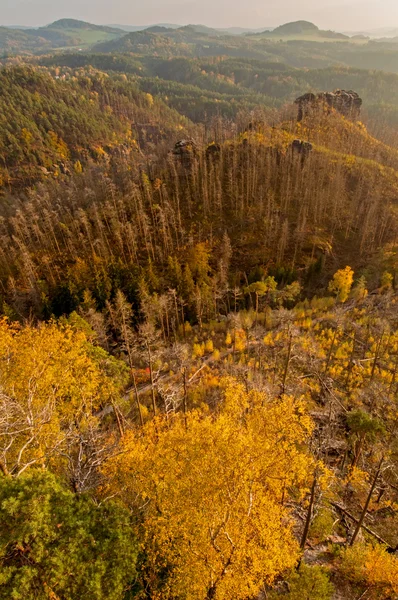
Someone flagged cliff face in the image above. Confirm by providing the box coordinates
[295,90,363,121]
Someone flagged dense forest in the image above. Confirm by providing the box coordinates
[1,18,398,600]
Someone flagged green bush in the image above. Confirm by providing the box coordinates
[284,564,334,600]
[309,507,335,543]
[0,470,138,600]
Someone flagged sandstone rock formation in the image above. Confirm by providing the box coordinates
[295,89,362,121]
[206,142,221,160]
[291,139,313,156]
[173,139,198,166]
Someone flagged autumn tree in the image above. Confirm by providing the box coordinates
[0,319,122,479]
[328,266,354,303]
[103,378,314,600]
[341,543,398,599]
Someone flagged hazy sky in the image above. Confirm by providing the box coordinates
[1,0,398,31]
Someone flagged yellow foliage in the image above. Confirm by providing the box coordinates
[205,339,214,353]
[235,329,247,352]
[263,332,275,347]
[344,467,370,495]
[192,342,205,358]
[381,271,394,291]
[212,349,221,361]
[328,266,354,303]
[102,379,314,600]
[146,92,154,107]
[341,543,398,598]
[0,319,117,475]
[47,130,69,160]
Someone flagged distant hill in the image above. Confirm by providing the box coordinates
[219,27,273,35]
[44,19,121,34]
[107,24,273,35]
[94,23,247,54]
[273,20,318,35]
[5,25,32,30]
[263,20,348,40]
[93,31,179,55]
[375,36,398,43]
[183,24,222,35]
[93,24,233,55]
[354,26,398,38]
[107,23,181,32]
[0,26,50,54]
[145,26,175,34]
[0,19,124,53]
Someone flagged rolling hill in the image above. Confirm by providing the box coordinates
[0,65,193,187]
[263,20,349,40]
[0,19,124,54]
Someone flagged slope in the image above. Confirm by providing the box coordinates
[0,65,193,187]
[0,104,397,317]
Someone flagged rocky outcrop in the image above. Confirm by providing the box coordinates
[173,139,198,165]
[291,139,313,156]
[206,142,221,160]
[295,90,362,121]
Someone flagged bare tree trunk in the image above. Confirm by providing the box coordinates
[351,435,364,468]
[133,373,144,427]
[325,329,337,375]
[183,367,188,430]
[300,473,317,550]
[350,456,384,546]
[146,342,157,417]
[0,462,9,476]
[389,354,398,394]
[345,335,356,387]
[255,293,259,325]
[111,399,124,438]
[281,334,293,394]
[370,333,384,382]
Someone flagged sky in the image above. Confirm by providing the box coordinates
[1,0,398,31]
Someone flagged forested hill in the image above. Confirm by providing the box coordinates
[2,20,398,600]
[0,73,398,319]
[45,19,121,33]
[90,25,398,74]
[37,52,398,139]
[5,16,398,74]
[0,65,192,187]
[0,19,124,53]
[264,20,349,39]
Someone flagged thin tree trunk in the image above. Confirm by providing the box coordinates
[389,354,398,394]
[300,473,317,549]
[282,334,293,393]
[332,502,393,549]
[351,434,365,468]
[111,399,124,438]
[0,462,9,476]
[370,333,384,382]
[147,343,157,416]
[325,329,337,375]
[183,367,188,430]
[345,335,356,387]
[350,456,384,546]
[133,373,144,427]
